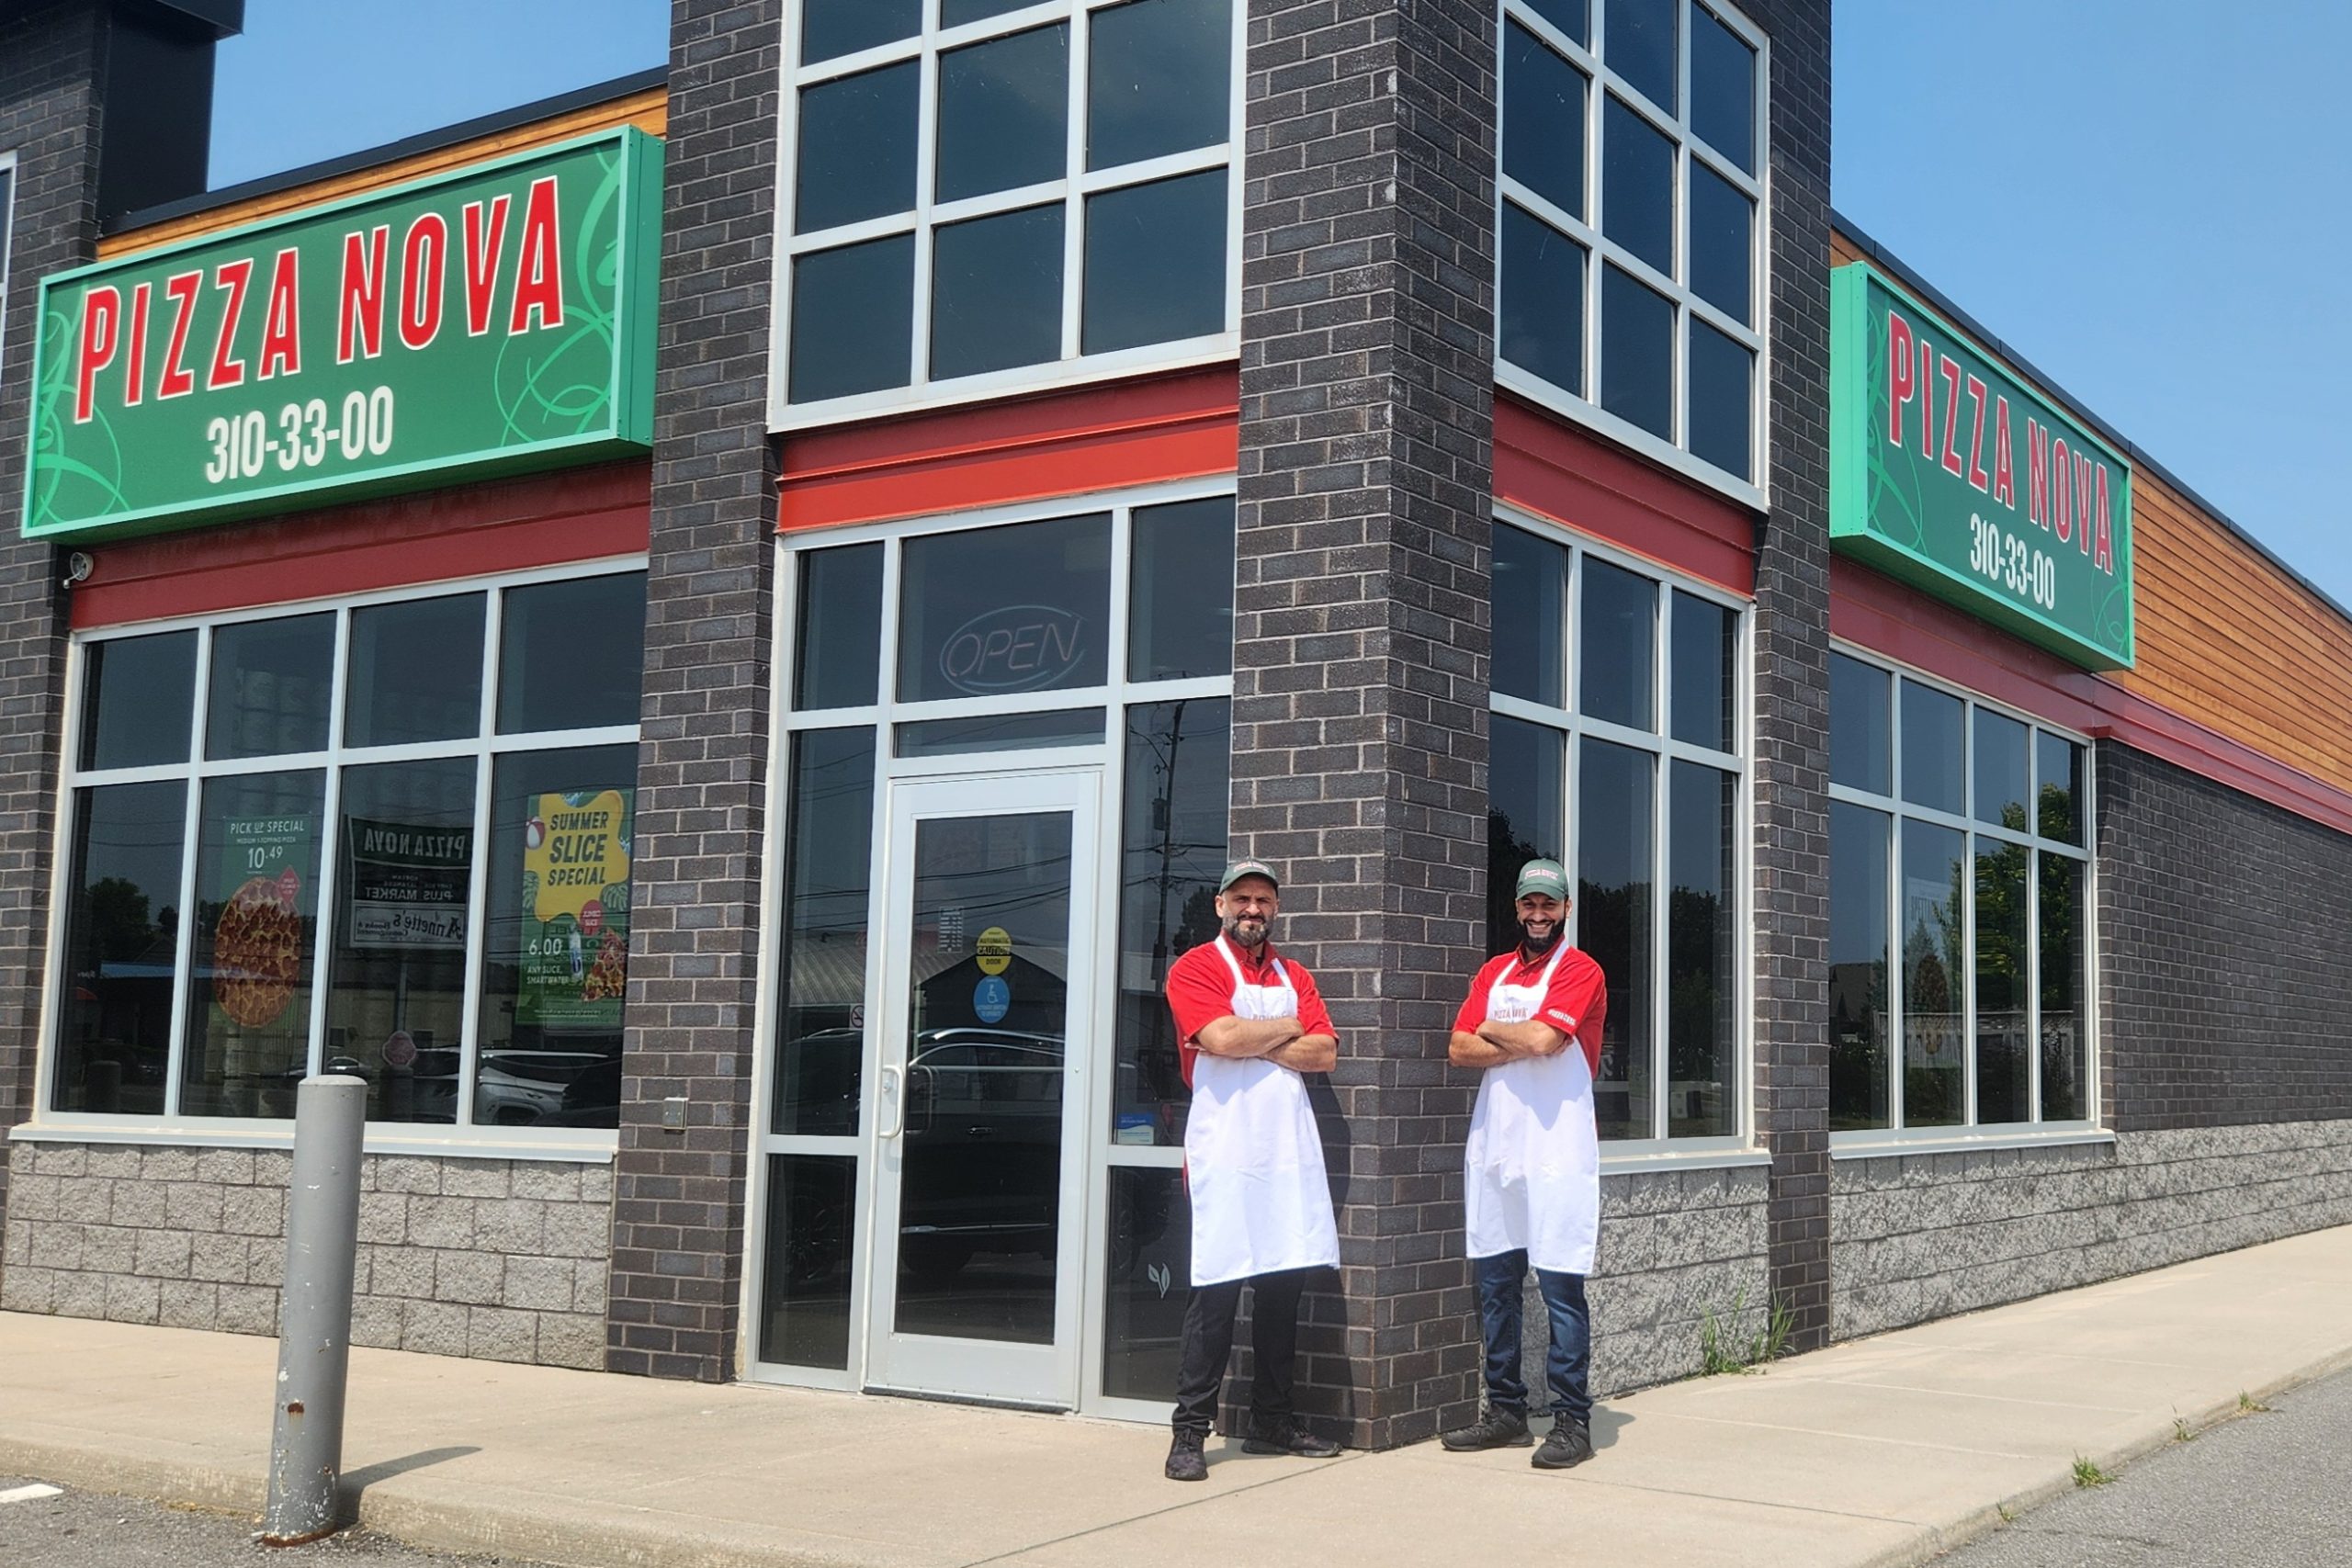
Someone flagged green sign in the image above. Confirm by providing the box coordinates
[22,128,662,542]
[1830,262,2134,670]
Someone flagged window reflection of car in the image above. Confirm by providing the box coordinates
[899,1028,1065,1282]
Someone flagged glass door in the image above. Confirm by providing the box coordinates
[864,770,1099,1405]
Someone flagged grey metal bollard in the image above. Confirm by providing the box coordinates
[261,1074,368,1547]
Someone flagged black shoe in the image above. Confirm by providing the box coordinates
[1440,1407,1532,1451]
[1241,1417,1340,1458]
[1532,1416,1593,1470]
[1165,1427,1208,1482]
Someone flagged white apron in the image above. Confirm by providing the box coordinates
[1463,945,1600,1275]
[1182,938,1341,1286]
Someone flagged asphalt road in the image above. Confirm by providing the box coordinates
[1934,1364,2352,1566]
[0,1477,553,1568]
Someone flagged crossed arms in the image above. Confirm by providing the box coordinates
[1193,1013,1338,1074]
[1447,1017,1568,1070]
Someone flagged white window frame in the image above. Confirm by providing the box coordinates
[24,556,649,1162]
[0,150,18,387]
[1825,643,2105,1156]
[1494,0,1770,509]
[742,478,1238,1421]
[1489,504,1758,1165]
[767,0,1246,432]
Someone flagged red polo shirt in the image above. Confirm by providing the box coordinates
[1454,945,1609,1077]
[1164,935,1336,1089]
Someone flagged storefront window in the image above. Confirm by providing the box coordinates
[1827,649,2094,1134]
[48,569,645,1134]
[781,0,1238,418]
[1497,0,1766,488]
[763,489,1236,1389]
[1487,519,1746,1145]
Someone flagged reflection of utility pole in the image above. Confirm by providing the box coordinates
[1148,699,1187,988]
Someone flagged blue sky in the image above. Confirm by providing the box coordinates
[209,1,2349,605]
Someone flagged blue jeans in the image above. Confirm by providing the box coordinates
[1473,1250,1590,1425]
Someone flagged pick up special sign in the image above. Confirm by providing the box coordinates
[1829,261,2134,670]
[21,128,661,541]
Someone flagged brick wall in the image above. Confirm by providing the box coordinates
[1741,0,1837,1353]
[0,1,106,1296]
[2098,742,2352,1131]
[0,1143,615,1367]
[1231,0,1499,1449]
[1583,1166,1769,1393]
[604,0,784,1381]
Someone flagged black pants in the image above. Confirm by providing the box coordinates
[1171,1268,1308,1437]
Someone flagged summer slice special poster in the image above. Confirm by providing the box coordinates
[518,788,633,1027]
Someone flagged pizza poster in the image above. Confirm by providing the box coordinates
[517,788,632,1027]
[345,817,471,950]
[212,815,314,1031]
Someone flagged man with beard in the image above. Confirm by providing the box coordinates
[1158,858,1342,1482]
[1440,859,1609,1470]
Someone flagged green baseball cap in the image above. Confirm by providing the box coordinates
[1514,859,1567,900]
[1218,857,1281,893]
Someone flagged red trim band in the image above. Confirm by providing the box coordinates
[776,367,1239,534]
[69,462,650,629]
[1494,392,1756,596]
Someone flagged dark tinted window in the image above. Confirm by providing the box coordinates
[346,595,485,747]
[1973,709,2030,829]
[51,780,186,1114]
[943,0,1035,22]
[789,235,916,403]
[1081,171,1227,354]
[796,62,920,232]
[1498,205,1584,395]
[1087,0,1231,170]
[1829,652,1891,795]
[1607,0,1677,112]
[82,631,196,770]
[1128,496,1236,681]
[936,26,1069,202]
[898,514,1112,702]
[1827,801,1891,1130]
[1489,714,1565,953]
[775,729,876,1136]
[1689,162,1751,324]
[1504,22,1586,220]
[795,545,885,711]
[931,206,1064,379]
[1899,680,1965,815]
[2038,732,2084,845]
[1525,0,1589,44]
[497,575,646,735]
[1602,95,1673,274]
[801,0,919,63]
[1492,522,1568,707]
[1600,264,1672,439]
[1690,6,1756,173]
[1581,738,1655,1139]
[1688,318,1751,480]
[207,615,334,760]
[1580,556,1657,730]
[1668,590,1734,750]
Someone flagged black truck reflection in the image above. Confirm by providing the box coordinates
[896,1028,1065,1280]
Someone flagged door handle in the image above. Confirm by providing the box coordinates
[876,1065,905,1140]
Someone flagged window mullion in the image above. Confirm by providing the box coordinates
[1960,830,1977,1128]
[1650,737,1671,1140]
[1062,0,1091,360]
[910,42,942,387]
[1885,810,1904,1133]
[303,756,347,1082]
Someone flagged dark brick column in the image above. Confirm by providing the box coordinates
[1743,0,1836,1352]
[1232,0,1498,1450]
[605,0,782,1382]
[0,1,107,1294]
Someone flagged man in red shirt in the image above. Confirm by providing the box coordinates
[1159,858,1341,1482]
[1440,858,1609,1470]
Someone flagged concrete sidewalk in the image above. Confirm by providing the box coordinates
[5,1224,2350,1568]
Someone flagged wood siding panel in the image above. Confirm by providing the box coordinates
[96,89,668,258]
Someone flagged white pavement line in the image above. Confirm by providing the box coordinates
[0,1483,64,1503]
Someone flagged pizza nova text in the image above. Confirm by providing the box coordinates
[1883,304,2118,578]
[70,175,571,424]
